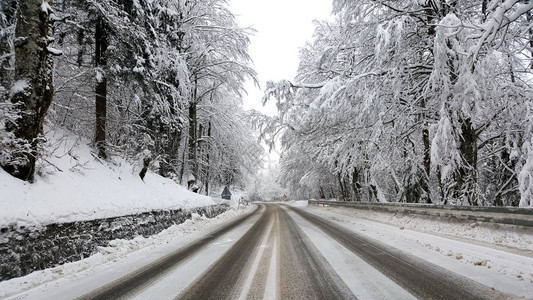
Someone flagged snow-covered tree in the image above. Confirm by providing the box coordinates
[178,0,257,192]
[257,0,533,206]
[1,0,262,193]
[1,0,59,181]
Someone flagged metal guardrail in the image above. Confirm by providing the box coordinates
[308,200,533,227]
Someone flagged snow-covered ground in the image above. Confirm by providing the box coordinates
[0,128,225,228]
[0,205,256,299]
[300,202,533,298]
[303,202,532,253]
[0,201,531,298]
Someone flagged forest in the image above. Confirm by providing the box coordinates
[2,0,533,207]
[254,0,533,207]
[1,0,263,195]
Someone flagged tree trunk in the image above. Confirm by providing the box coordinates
[187,101,198,189]
[422,126,431,176]
[419,2,437,203]
[481,0,489,22]
[419,97,432,204]
[337,173,345,201]
[351,168,361,201]
[76,28,84,67]
[455,117,478,205]
[205,121,212,195]
[94,17,107,159]
[493,137,519,206]
[526,0,533,70]
[178,135,187,182]
[2,0,55,181]
[139,156,150,181]
[187,73,199,190]
[319,186,325,199]
[369,184,379,202]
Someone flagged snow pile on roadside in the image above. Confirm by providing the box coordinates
[96,209,248,258]
[0,205,255,299]
[303,205,533,297]
[0,128,216,228]
[314,206,532,252]
[291,200,309,207]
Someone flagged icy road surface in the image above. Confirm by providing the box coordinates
[2,203,532,299]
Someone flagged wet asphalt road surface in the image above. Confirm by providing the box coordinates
[79,203,511,300]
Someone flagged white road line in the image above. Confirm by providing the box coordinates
[237,216,274,300]
[263,235,278,300]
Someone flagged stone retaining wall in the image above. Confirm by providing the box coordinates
[0,204,229,281]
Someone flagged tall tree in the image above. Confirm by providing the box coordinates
[177,0,257,191]
[1,0,58,181]
[94,16,108,158]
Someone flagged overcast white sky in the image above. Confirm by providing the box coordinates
[229,0,332,115]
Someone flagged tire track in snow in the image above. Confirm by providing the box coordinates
[178,204,354,299]
[77,205,261,300]
[238,206,278,299]
[277,205,355,299]
[288,205,516,300]
[177,204,275,299]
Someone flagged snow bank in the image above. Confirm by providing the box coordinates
[288,200,309,207]
[0,128,216,228]
[306,205,532,252]
[302,205,533,298]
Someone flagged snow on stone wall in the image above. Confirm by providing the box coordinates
[0,204,228,281]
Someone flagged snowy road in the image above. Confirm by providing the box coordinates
[3,203,531,299]
[179,204,352,299]
[81,204,353,299]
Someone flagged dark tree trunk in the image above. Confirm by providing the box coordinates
[2,0,55,181]
[76,28,84,67]
[337,173,345,201]
[454,117,478,205]
[527,1,533,69]
[187,101,198,188]
[139,156,151,181]
[351,168,361,201]
[418,2,438,203]
[369,184,379,202]
[94,17,108,159]
[419,97,432,204]
[481,0,489,22]
[422,127,431,176]
[493,138,519,206]
[205,121,212,195]
[186,73,200,190]
[178,137,187,182]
